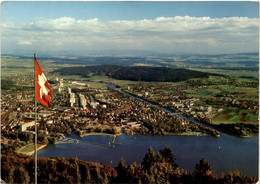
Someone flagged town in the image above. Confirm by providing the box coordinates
[122,76,258,128]
[1,74,221,155]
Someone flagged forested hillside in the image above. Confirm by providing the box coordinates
[1,147,256,183]
[53,65,220,82]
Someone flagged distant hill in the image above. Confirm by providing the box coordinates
[53,65,221,82]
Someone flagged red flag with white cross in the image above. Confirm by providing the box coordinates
[35,55,52,107]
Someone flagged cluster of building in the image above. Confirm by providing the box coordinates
[124,83,214,122]
[95,89,191,133]
[214,96,258,110]
[124,77,259,125]
[2,74,224,150]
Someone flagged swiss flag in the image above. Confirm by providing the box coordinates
[35,55,52,107]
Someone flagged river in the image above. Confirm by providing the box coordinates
[37,83,259,177]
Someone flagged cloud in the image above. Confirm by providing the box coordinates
[2,16,258,55]
[18,40,32,45]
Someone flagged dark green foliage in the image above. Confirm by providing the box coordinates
[1,78,33,91]
[142,146,157,170]
[14,165,30,183]
[111,66,212,82]
[1,79,16,90]
[125,162,144,183]
[193,158,217,184]
[47,80,57,84]
[159,146,178,169]
[214,123,258,137]
[79,161,92,183]
[1,147,257,184]
[1,161,15,183]
[114,157,127,182]
[53,65,218,82]
[140,146,181,183]
[53,65,121,78]
[1,153,117,183]
[220,170,257,184]
[37,133,49,144]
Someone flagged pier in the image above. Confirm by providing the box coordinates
[79,139,115,148]
[112,135,122,145]
[56,137,115,148]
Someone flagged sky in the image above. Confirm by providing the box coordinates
[1,1,259,56]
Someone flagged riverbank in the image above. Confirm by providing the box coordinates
[120,88,160,106]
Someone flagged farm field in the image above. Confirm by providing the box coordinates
[182,76,258,127]
[185,84,258,100]
[186,90,215,98]
[212,109,259,125]
[1,55,83,76]
[193,68,259,78]
[84,74,140,87]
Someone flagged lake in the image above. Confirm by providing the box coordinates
[38,132,258,177]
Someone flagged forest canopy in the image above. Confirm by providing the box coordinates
[53,65,221,82]
[1,146,256,184]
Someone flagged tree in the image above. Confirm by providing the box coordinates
[49,137,56,144]
[59,168,74,183]
[75,158,81,184]
[142,146,156,170]
[79,163,92,183]
[2,165,14,183]
[93,165,103,183]
[221,170,257,184]
[114,157,127,183]
[159,146,178,169]
[85,166,92,183]
[14,165,30,184]
[144,172,156,184]
[1,79,16,90]
[103,173,109,184]
[42,136,49,145]
[125,162,144,183]
[25,134,33,142]
[145,162,176,184]
[193,158,217,184]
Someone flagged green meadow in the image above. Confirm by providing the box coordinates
[183,76,258,126]
[21,146,34,152]
[212,108,258,125]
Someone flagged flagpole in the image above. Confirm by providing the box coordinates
[34,53,38,184]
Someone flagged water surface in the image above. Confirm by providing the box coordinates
[38,132,258,177]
